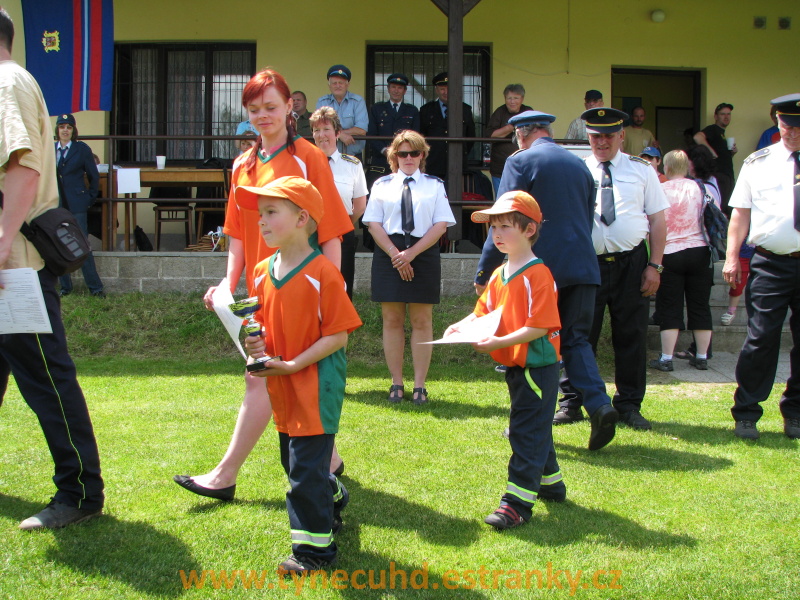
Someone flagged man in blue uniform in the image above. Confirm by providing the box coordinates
[419,72,475,182]
[366,73,420,186]
[475,111,617,451]
[724,93,800,440]
[316,64,369,160]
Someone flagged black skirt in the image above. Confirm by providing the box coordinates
[371,233,442,304]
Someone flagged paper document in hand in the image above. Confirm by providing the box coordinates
[425,307,503,344]
[212,285,247,359]
[0,268,53,334]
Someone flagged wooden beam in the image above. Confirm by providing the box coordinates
[431,0,483,17]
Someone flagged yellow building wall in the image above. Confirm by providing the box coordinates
[6,0,799,172]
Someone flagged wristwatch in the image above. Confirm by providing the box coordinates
[647,261,664,273]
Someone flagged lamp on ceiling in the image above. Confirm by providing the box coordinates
[651,9,666,23]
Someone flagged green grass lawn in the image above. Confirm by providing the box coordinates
[0,293,798,599]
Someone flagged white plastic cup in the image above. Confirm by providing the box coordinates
[726,137,735,150]
[156,155,166,169]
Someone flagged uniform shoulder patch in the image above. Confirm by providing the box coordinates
[423,173,444,183]
[375,174,393,184]
[628,155,651,166]
[744,147,770,165]
[341,153,361,165]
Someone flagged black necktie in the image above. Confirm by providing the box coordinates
[793,151,800,231]
[58,146,66,168]
[600,161,616,226]
[393,103,399,114]
[402,177,415,247]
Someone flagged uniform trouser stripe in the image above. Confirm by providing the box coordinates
[506,481,537,502]
[291,530,333,547]
[541,471,564,485]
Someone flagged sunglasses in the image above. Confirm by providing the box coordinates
[397,150,421,158]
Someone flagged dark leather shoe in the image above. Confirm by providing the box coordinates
[734,420,759,440]
[173,475,235,501]
[538,481,566,502]
[619,410,652,431]
[19,500,101,530]
[588,404,618,450]
[553,406,584,425]
[785,418,800,440]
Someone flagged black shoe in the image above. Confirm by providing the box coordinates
[173,475,235,501]
[689,356,708,370]
[278,554,336,576]
[588,404,618,450]
[59,289,71,297]
[553,406,584,425]
[19,500,102,530]
[91,290,107,299]
[734,420,760,440]
[784,418,800,439]
[649,358,673,372]
[538,482,566,502]
[484,504,525,530]
[619,410,652,431]
[412,387,428,405]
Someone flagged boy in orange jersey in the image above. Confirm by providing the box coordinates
[237,176,362,574]
[445,191,564,530]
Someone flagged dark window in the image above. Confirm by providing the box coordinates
[113,43,255,163]
[366,44,490,164]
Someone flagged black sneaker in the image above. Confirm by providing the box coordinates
[59,289,71,297]
[784,418,800,440]
[278,554,335,577]
[91,291,107,299]
[553,406,584,425]
[734,420,759,440]
[484,504,526,530]
[649,358,673,372]
[19,500,102,530]
[689,356,708,370]
[538,482,567,502]
[618,410,652,431]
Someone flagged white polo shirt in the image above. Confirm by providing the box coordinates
[327,150,367,215]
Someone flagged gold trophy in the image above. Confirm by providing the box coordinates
[229,296,281,372]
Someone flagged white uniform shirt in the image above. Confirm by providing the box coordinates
[327,150,367,215]
[729,142,800,254]
[362,169,455,237]
[585,151,670,254]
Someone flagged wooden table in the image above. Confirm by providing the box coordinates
[100,167,227,250]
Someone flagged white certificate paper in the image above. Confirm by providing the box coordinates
[424,307,503,344]
[0,268,53,334]
[116,168,141,194]
[211,285,247,359]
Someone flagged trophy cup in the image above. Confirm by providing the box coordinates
[229,296,281,372]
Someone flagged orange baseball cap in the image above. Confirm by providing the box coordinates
[236,176,325,224]
[471,191,542,223]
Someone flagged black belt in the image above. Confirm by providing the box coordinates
[597,241,646,262]
[756,246,800,259]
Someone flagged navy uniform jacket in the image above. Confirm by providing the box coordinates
[55,140,99,214]
[367,101,420,169]
[419,100,475,179]
[475,137,599,288]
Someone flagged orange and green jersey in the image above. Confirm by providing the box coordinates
[224,137,353,293]
[252,250,362,436]
[474,258,561,368]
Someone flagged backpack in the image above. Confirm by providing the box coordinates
[695,179,728,262]
[20,208,91,276]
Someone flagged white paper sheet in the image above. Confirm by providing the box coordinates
[212,285,247,359]
[424,306,503,344]
[116,168,141,194]
[0,268,52,334]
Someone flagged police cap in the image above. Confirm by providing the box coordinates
[387,73,409,86]
[508,110,556,128]
[433,72,448,87]
[56,113,76,127]
[581,107,628,134]
[771,94,800,127]
[327,64,351,81]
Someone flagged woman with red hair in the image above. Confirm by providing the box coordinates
[174,68,352,500]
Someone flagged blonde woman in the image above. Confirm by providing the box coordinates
[362,131,455,404]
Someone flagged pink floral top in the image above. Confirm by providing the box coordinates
[661,178,707,255]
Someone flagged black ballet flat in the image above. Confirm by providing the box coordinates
[173,475,236,501]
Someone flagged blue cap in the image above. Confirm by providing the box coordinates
[56,113,76,127]
[581,107,628,134]
[327,64,351,81]
[387,73,409,86]
[236,121,258,136]
[771,93,800,127]
[508,110,556,128]
[640,146,661,159]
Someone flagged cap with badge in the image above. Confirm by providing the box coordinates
[640,146,661,159]
[433,72,448,87]
[581,107,628,134]
[56,113,76,127]
[584,89,603,101]
[714,102,733,113]
[387,73,409,86]
[771,93,800,127]
[508,110,556,128]
[326,64,351,81]
[236,176,325,224]
[471,190,543,224]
